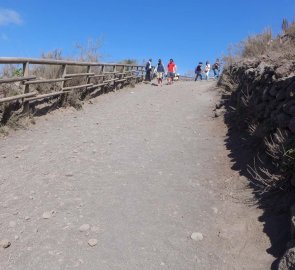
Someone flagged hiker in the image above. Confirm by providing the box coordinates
[167,59,176,85]
[204,61,210,80]
[195,62,203,81]
[154,59,165,86]
[145,59,152,82]
[212,59,220,79]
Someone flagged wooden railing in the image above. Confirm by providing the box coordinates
[0,58,145,110]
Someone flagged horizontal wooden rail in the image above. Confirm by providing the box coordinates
[88,82,108,89]
[0,57,145,68]
[89,74,106,78]
[103,79,119,83]
[25,91,66,101]
[64,73,95,78]
[0,76,36,84]
[62,83,93,91]
[24,78,71,85]
[0,92,37,104]
[116,79,127,82]
[103,72,118,75]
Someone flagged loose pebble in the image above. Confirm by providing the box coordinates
[88,239,98,247]
[191,232,204,241]
[24,216,30,221]
[79,224,90,232]
[0,239,11,249]
[212,207,218,214]
[42,211,55,219]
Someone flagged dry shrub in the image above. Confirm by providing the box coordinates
[248,129,294,195]
[32,49,64,79]
[284,20,295,37]
[65,91,83,110]
[75,38,102,62]
[120,59,138,65]
[240,28,272,58]
[223,20,295,65]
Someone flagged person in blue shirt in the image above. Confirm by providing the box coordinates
[154,59,165,86]
[195,62,203,81]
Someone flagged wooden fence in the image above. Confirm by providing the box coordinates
[0,58,145,111]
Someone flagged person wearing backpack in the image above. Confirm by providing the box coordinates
[167,59,176,85]
[204,61,210,80]
[145,59,152,82]
[194,62,203,81]
[212,59,220,79]
[154,59,165,86]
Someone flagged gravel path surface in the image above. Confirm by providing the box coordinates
[0,81,273,269]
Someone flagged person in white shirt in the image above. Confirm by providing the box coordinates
[204,61,210,80]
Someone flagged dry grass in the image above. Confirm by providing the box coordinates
[247,129,294,195]
[223,20,295,65]
[241,28,272,58]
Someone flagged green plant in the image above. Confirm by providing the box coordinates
[12,68,23,77]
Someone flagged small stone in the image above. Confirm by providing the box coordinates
[1,155,7,159]
[24,216,30,221]
[0,239,11,249]
[212,207,218,214]
[42,211,55,219]
[14,235,19,240]
[9,221,16,228]
[65,173,73,177]
[88,239,98,247]
[79,224,90,232]
[191,232,204,241]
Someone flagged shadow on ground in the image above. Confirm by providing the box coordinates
[221,92,295,270]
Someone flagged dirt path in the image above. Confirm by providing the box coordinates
[0,81,274,269]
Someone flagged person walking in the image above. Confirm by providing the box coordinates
[145,59,152,82]
[194,62,203,81]
[212,59,220,79]
[167,59,176,85]
[204,61,210,80]
[154,59,165,86]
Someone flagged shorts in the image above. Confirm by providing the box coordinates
[167,72,175,78]
[156,72,163,79]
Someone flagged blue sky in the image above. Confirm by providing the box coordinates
[0,0,295,74]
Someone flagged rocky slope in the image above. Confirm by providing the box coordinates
[218,57,295,269]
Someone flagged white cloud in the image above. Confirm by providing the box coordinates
[0,8,22,26]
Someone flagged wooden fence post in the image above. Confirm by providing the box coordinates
[60,64,67,104]
[86,65,91,84]
[22,61,30,113]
